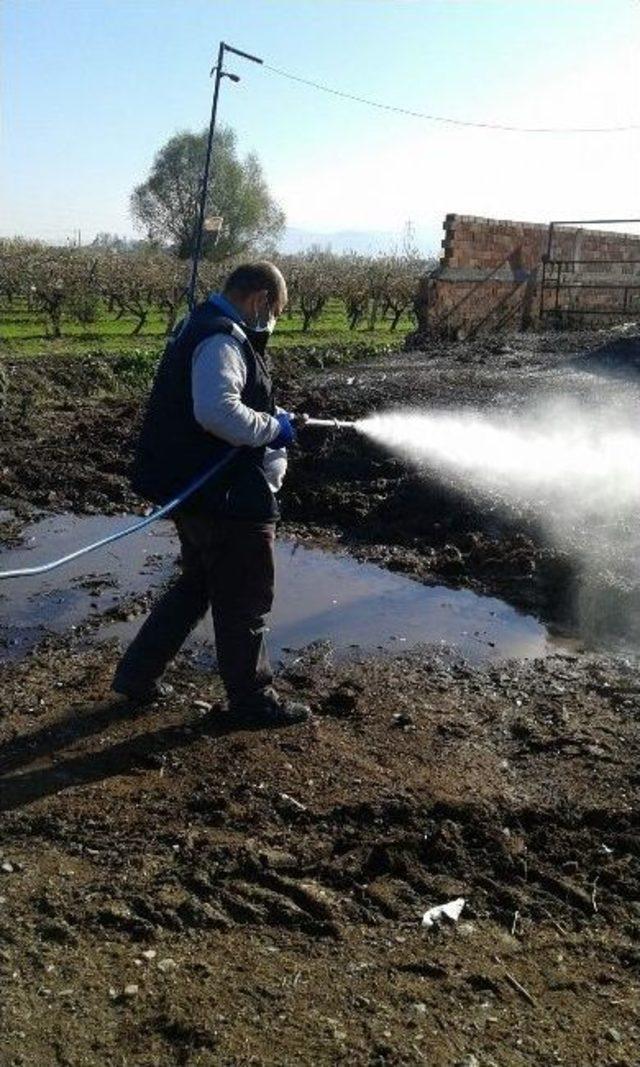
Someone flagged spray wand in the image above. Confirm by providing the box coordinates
[297,416,358,431]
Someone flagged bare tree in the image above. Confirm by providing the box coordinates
[341,253,370,330]
[283,250,336,332]
[25,248,98,337]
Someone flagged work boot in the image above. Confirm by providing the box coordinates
[228,686,310,728]
[111,679,174,706]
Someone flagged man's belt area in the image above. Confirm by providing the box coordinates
[179,445,279,522]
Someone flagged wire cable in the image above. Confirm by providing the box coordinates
[0,449,239,580]
[263,63,640,135]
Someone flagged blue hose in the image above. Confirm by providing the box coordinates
[0,448,239,580]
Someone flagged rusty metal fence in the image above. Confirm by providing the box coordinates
[539,218,640,324]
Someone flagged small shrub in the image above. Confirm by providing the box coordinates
[112,347,161,388]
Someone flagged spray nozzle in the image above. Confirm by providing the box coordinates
[294,414,358,431]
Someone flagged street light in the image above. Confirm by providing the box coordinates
[187,42,263,310]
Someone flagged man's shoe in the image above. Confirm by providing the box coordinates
[229,687,310,728]
[111,680,173,705]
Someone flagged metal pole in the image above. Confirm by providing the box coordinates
[187,41,225,310]
[539,221,555,322]
[187,41,264,311]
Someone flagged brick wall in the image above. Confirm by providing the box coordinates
[416,214,640,338]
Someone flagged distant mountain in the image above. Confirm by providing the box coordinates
[279,225,440,257]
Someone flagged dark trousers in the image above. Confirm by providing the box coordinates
[113,514,275,705]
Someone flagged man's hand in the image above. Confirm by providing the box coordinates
[270,411,297,449]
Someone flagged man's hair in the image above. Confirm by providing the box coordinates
[223,261,287,305]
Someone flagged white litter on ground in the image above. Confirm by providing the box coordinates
[421,897,466,928]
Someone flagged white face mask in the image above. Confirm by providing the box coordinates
[257,312,277,334]
[253,296,276,334]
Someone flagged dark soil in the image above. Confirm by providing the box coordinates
[0,331,639,1065]
[1,640,638,1066]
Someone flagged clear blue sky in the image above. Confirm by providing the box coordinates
[2,0,639,250]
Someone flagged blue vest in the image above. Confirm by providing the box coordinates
[131,300,277,519]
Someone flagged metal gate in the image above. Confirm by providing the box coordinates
[539,217,640,325]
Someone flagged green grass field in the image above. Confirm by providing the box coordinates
[0,298,414,358]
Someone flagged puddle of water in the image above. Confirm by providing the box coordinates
[0,513,558,665]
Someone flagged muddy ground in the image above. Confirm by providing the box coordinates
[0,331,639,1065]
[2,329,640,638]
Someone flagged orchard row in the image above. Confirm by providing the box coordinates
[0,240,433,338]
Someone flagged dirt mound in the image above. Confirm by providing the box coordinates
[571,332,640,376]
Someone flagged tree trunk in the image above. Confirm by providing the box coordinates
[347,303,363,330]
[50,307,62,338]
[131,307,148,335]
[41,295,63,338]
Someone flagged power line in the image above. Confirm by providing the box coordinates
[263,63,640,135]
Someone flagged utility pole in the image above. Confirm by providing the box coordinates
[187,42,263,310]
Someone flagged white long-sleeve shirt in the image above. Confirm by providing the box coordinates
[191,332,288,493]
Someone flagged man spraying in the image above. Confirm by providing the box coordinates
[112,261,310,728]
